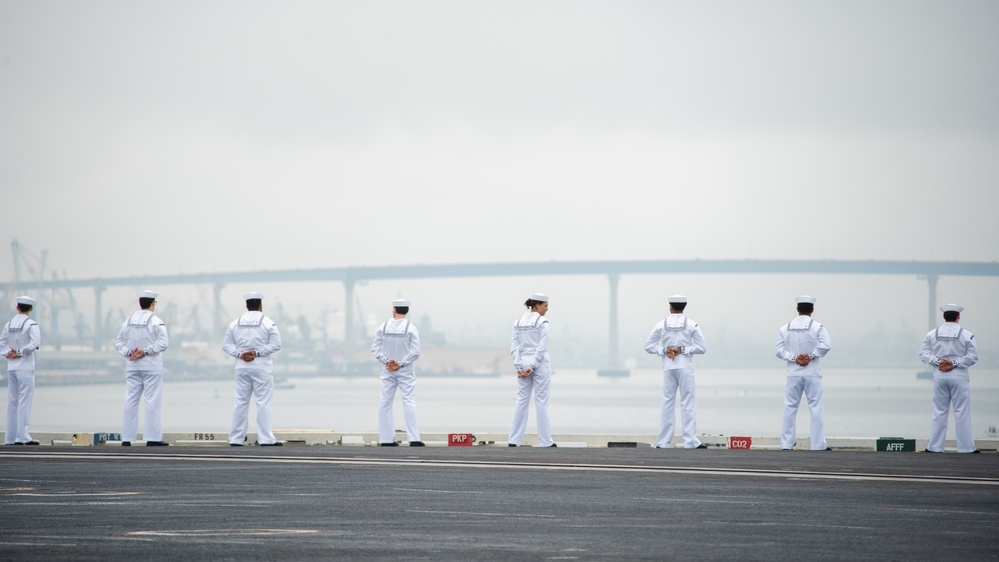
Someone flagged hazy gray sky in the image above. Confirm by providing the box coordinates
[2,1,997,366]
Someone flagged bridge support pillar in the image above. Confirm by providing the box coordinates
[93,286,104,351]
[344,279,355,359]
[213,283,225,339]
[597,274,629,378]
[926,274,938,332]
[608,273,619,368]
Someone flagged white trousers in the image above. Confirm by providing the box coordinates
[781,375,826,450]
[508,363,553,446]
[379,370,421,443]
[658,369,701,448]
[229,369,277,445]
[5,370,35,444]
[122,371,163,442]
[929,375,976,453]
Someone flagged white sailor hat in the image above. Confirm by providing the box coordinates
[795,295,816,304]
[667,295,687,304]
[392,299,411,307]
[940,303,964,313]
[138,290,159,299]
[15,296,35,306]
[529,293,549,302]
[243,292,264,301]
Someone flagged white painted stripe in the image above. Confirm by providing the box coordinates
[2,451,996,486]
[394,487,487,494]
[7,492,144,497]
[10,502,140,506]
[126,529,321,537]
[704,521,877,530]
[407,509,558,518]
[0,542,79,547]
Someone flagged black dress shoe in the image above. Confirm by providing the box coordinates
[13,442,24,446]
[695,444,708,449]
[508,444,517,447]
[923,449,941,453]
[260,442,283,447]
[229,443,243,447]
[409,441,426,447]
[823,447,833,451]
[145,441,169,446]
[968,449,982,454]
[24,441,40,446]
[546,443,558,448]
[380,442,399,447]
[121,441,131,447]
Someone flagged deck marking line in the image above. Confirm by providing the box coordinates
[2,451,997,486]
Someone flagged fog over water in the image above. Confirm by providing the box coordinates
[2,3,998,379]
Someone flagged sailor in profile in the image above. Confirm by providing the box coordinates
[919,303,980,453]
[508,293,556,447]
[776,295,831,451]
[644,295,708,449]
[2,296,41,446]
[370,298,423,446]
[114,290,170,446]
[223,292,283,446]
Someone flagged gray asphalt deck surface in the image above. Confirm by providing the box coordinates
[1,447,997,561]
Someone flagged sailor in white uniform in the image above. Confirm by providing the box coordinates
[2,296,41,445]
[776,295,832,451]
[920,303,980,453]
[371,298,423,446]
[114,290,170,446]
[223,292,283,446]
[644,295,707,449]
[508,293,556,447]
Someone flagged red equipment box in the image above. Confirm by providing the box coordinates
[448,433,475,446]
[727,436,752,450]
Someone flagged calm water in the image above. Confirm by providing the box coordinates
[9,368,999,440]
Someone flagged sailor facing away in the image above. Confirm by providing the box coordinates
[370,298,423,446]
[223,292,283,446]
[776,295,832,451]
[643,295,707,449]
[508,293,556,447]
[114,290,170,446]
[1,296,41,445]
[919,303,980,453]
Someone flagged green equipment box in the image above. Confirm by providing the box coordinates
[876,437,915,452]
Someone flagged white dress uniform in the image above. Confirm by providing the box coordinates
[508,296,554,447]
[1,297,41,445]
[919,304,979,453]
[775,298,831,450]
[223,297,282,446]
[114,292,170,444]
[371,306,422,445]
[643,300,707,448]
